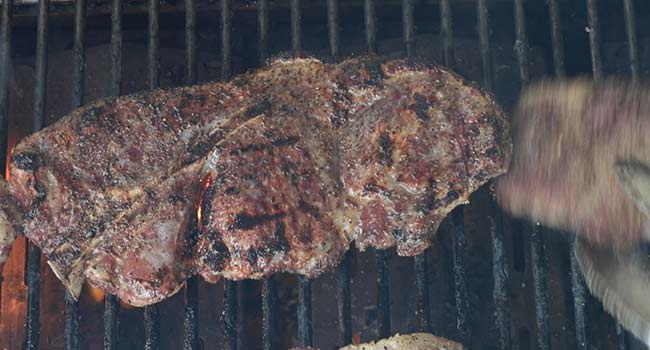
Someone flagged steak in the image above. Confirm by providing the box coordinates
[496,78,650,249]
[338,62,510,255]
[2,56,510,306]
[290,332,465,350]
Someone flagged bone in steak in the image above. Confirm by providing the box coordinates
[2,56,510,306]
[496,78,650,249]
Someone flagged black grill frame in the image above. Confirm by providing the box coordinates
[0,0,643,349]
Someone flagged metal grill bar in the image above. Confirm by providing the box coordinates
[439,0,453,68]
[364,0,376,53]
[514,3,551,349]
[330,1,351,339]
[110,0,122,96]
[220,7,237,348]
[570,243,588,350]
[414,253,431,332]
[401,0,414,57]
[26,1,49,349]
[182,1,199,348]
[376,249,391,338]
[257,0,269,63]
[298,275,313,347]
[32,0,48,131]
[616,324,629,350]
[530,226,550,350]
[71,0,85,109]
[262,278,276,350]
[327,0,339,57]
[476,0,493,90]
[403,0,429,334]
[185,0,197,85]
[337,252,352,345]
[451,209,469,344]
[546,0,565,77]
[183,277,199,350]
[622,0,638,80]
[490,214,510,350]
[221,0,232,79]
[571,1,604,348]
[144,305,160,350]
[65,1,85,349]
[148,0,159,89]
[221,8,238,350]
[585,0,602,81]
[0,0,10,176]
[144,2,161,348]
[104,2,122,349]
[224,281,238,350]
[103,295,119,350]
[290,0,301,53]
[64,291,79,350]
[25,243,41,350]
[513,0,529,84]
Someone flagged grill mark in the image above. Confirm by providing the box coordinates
[364,61,386,86]
[297,230,313,245]
[281,160,299,185]
[245,97,272,118]
[246,248,258,265]
[414,94,430,121]
[274,220,290,253]
[167,193,186,204]
[203,231,230,271]
[298,199,321,219]
[224,187,240,195]
[186,139,217,165]
[233,136,300,154]
[12,152,41,171]
[144,188,155,200]
[444,107,472,187]
[229,212,285,231]
[184,220,200,251]
[33,181,46,203]
[331,90,351,127]
[81,106,118,134]
[378,132,393,167]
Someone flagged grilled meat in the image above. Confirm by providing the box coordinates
[339,62,510,255]
[495,78,650,249]
[0,181,17,262]
[3,56,510,306]
[339,333,464,350]
[290,333,464,350]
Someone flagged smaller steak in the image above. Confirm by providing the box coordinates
[339,63,511,256]
[496,78,650,249]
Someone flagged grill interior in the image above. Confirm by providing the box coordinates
[1,0,650,349]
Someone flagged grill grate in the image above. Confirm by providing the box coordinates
[0,0,646,349]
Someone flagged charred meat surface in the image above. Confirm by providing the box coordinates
[3,56,510,306]
[496,78,650,249]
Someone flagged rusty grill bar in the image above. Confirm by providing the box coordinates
[0,0,646,349]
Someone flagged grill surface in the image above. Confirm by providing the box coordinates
[0,0,648,349]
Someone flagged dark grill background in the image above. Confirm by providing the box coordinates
[0,0,649,349]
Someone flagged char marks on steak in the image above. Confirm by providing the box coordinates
[496,78,650,249]
[3,56,510,306]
